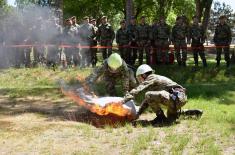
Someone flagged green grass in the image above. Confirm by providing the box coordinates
[0,57,234,154]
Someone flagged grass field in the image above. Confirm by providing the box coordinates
[0,58,234,155]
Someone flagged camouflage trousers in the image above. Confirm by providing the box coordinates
[104,69,137,96]
[91,41,98,67]
[118,43,130,65]
[191,42,207,66]
[64,47,79,66]
[154,39,170,64]
[138,40,149,65]
[100,40,112,60]
[46,47,60,67]
[80,42,92,68]
[174,40,187,65]
[215,43,230,63]
[129,41,138,66]
[142,89,187,118]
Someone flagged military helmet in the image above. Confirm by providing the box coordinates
[107,53,123,70]
[136,64,153,76]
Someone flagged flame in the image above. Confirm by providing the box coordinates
[62,90,131,117]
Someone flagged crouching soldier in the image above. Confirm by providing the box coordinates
[123,64,187,124]
[86,53,137,96]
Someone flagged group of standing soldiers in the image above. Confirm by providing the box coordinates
[0,14,232,69]
[116,15,232,68]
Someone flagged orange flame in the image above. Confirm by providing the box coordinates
[62,90,131,117]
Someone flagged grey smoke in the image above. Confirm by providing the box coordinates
[0,4,62,68]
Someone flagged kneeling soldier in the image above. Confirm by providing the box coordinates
[123,64,187,124]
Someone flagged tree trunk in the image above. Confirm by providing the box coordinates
[126,0,133,26]
[202,0,213,31]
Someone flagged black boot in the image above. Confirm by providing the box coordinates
[178,61,182,66]
[182,61,186,67]
[202,59,207,67]
[150,110,168,125]
[226,61,230,68]
[216,61,220,67]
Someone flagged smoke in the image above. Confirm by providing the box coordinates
[0,4,62,68]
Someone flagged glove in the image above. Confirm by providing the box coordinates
[123,91,134,103]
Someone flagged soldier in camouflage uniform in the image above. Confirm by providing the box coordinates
[90,18,98,67]
[152,17,171,64]
[172,16,189,66]
[116,20,130,64]
[63,18,79,67]
[189,16,207,67]
[123,64,187,124]
[137,16,150,65]
[127,16,138,66]
[97,16,115,60]
[213,15,232,67]
[86,53,137,96]
[78,16,95,67]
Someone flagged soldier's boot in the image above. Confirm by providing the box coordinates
[216,60,220,67]
[182,61,186,67]
[194,57,198,67]
[150,109,168,125]
[177,61,182,66]
[202,59,207,67]
[226,61,230,68]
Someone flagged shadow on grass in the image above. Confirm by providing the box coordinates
[0,98,130,128]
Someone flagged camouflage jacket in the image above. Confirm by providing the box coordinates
[125,74,184,101]
[137,23,150,41]
[86,59,130,92]
[78,23,95,45]
[172,23,189,43]
[63,26,78,44]
[213,23,231,44]
[152,23,171,40]
[127,24,138,42]
[116,28,130,45]
[189,23,205,43]
[97,23,115,42]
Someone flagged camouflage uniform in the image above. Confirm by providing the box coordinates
[213,23,232,67]
[127,23,138,66]
[172,22,189,66]
[189,23,207,67]
[125,74,187,120]
[63,25,79,66]
[78,23,95,67]
[152,22,171,64]
[116,27,130,64]
[91,25,98,67]
[137,23,150,65]
[97,23,115,60]
[86,59,137,96]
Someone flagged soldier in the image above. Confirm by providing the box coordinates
[78,16,95,67]
[97,16,115,60]
[71,16,80,30]
[172,16,189,66]
[90,18,98,67]
[152,17,171,65]
[213,15,232,67]
[189,16,207,67]
[86,53,137,96]
[137,16,150,65]
[123,64,187,124]
[127,16,138,66]
[63,18,79,67]
[116,20,130,64]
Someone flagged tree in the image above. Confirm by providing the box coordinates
[195,0,213,30]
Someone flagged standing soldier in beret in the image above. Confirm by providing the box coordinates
[213,15,232,68]
[127,16,138,66]
[90,18,98,67]
[97,16,115,60]
[189,16,207,67]
[78,16,96,67]
[172,16,189,66]
[116,20,130,64]
[137,16,151,65]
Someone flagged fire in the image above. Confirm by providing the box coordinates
[62,90,131,118]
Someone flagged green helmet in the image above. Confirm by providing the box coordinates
[136,64,153,76]
[107,53,123,70]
